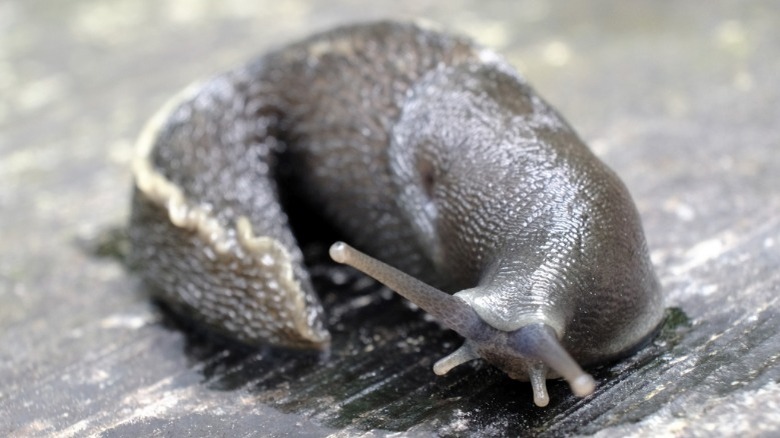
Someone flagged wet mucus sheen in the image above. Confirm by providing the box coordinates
[129,21,664,406]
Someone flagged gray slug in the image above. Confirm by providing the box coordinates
[129,21,664,407]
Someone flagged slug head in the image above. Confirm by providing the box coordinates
[330,242,595,407]
[388,61,664,366]
[331,64,662,406]
[329,62,662,406]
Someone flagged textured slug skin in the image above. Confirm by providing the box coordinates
[129,21,664,363]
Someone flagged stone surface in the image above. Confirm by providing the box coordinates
[1,1,778,437]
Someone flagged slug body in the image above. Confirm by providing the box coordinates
[129,21,664,406]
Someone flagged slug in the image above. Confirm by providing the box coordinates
[129,21,664,407]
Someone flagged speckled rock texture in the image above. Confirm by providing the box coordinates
[1,1,778,437]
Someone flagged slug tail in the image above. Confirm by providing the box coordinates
[510,324,596,398]
[129,79,331,350]
[329,242,484,339]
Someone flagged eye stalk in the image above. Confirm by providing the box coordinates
[509,324,597,398]
[329,241,596,406]
[329,242,485,339]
